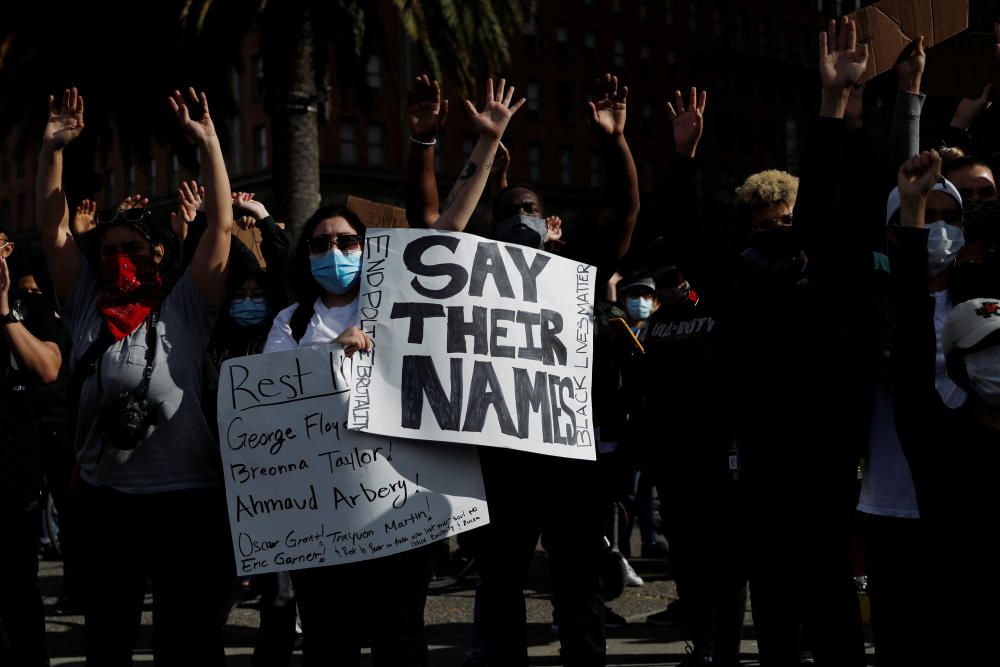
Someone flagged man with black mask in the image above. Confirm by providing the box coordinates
[406,72,639,667]
[0,222,63,667]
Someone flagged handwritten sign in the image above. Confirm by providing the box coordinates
[218,346,489,574]
[349,228,597,460]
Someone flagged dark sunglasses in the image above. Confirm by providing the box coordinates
[755,214,794,232]
[97,207,151,225]
[307,234,364,255]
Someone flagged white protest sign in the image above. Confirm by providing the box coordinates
[218,345,489,575]
[349,228,597,460]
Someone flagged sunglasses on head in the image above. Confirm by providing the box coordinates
[755,214,794,232]
[307,234,364,255]
[97,207,151,226]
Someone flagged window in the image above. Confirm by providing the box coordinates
[664,0,674,26]
[147,157,157,195]
[734,10,747,50]
[714,8,724,37]
[529,143,542,182]
[366,54,382,90]
[524,20,537,53]
[585,32,597,65]
[2,159,10,182]
[229,116,242,176]
[106,169,117,208]
[126,164,136,197]
[367,123,384,166]
[527,81,541,113]
[254,125,268,169]
[556,26,569,60]
[170,155,180,191]
[666,51,678,83]
[614,39,626,67]
[15,158,24,179]
[340,119,358,164]
[589,152,601,188]
[639,0,648,19]
[560,148,572,186]
[689,0,699,31]
[252,54,265,101]
[556,82,573,126]
[612,0,623,14]
[640,44,652,75]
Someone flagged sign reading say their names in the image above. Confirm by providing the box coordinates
[218,346,489,575]
[349,228,597,460]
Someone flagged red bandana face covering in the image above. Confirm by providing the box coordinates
[98,253,163,339]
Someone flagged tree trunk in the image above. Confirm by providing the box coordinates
[263,1,321,243]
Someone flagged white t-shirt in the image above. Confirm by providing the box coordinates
[858,289,966,518]
[265,297,359,352]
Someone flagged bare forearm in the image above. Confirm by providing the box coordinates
[602,135,640,258]
[433,135,500,232]
[35,146,69,242]
[820,89,849,119]
[191,136,233,306]
[0,325,60,384]
[202,137,233,238]
[406,144,440,228]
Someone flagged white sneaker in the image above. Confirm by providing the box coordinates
[624,558,644,587]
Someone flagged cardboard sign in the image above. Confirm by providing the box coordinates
[348,228,598,460]
[347,195,409,229]
[217,346,489,574]
[234,226,266,269]
[852,0,970,83]
[923,32,1000,98]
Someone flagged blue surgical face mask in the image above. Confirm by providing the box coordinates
[310,248,362,295]
[229,297,270,327]
[626,296,653,322]
[925,220,965,277]
[495,215,548,248]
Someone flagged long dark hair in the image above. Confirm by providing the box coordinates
[289,205,366,342]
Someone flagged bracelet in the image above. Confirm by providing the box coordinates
[409,136,437,146]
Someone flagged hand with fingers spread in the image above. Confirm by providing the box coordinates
[819,17,869,92]
[43,88,85,150]
[466,78,526,139]
[169,88,217,144]
[117,194,149,212]
[950,85,993,133]
[588,73,628,137]
[490,142,511,189]
[407,74,449,141]
[544,216,563,244]
[897,149,943,227]
[178,180,204,223]
[232,191,269,221]
[845,83,865,130]
[896,36,926,94]
[71,199,97,235]
[667,87,707,158]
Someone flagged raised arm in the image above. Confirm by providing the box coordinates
[589,74,640,262]
[432,78,525,232]
[405,75,449,228]
[36,88,85,300]
[0,256,61,383]
[169,88,233,307]
[232,192,290,271]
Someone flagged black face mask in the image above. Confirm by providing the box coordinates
[963,200,1000,244]
[749,227,799,261]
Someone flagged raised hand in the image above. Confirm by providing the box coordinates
[588,73,628,137]
[117,194,149,212]
[897,149,942,203]
[178,180,204,223]
[232,191,269,220]
[465,78,526,140]
[667,87,707,158]
[545,216,563,243]
[169,88,217,144]
[819,18,869,91]
[71,198,97,235]
[43,88,85,150]
[407,74,449,141]
[895,36,925,93]
[951,84,993,132]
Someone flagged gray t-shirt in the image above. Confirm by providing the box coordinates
[64,264,221,493]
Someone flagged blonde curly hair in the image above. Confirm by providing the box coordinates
[734,170,799,217]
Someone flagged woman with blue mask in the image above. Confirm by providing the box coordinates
[619,276,659,337]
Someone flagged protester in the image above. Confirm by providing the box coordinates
[0,221,62,667]
[35,86,235,665]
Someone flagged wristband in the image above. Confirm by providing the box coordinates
[409,136,437,146]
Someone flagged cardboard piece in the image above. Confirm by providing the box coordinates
[233,226,266,269]
[851,0,970,83]
[922,32,1000,99]
[346,195,409,229]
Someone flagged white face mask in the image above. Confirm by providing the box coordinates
[964,344,1000,407]
[925,220,965,277]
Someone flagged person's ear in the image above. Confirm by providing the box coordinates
[1,241,13,258]
[152,243,165,264]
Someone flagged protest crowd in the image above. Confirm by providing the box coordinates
[4,11,1000,667]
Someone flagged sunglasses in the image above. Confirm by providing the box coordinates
[307,234,364,255]
[97,207,151,225]
[755,214,794,232]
